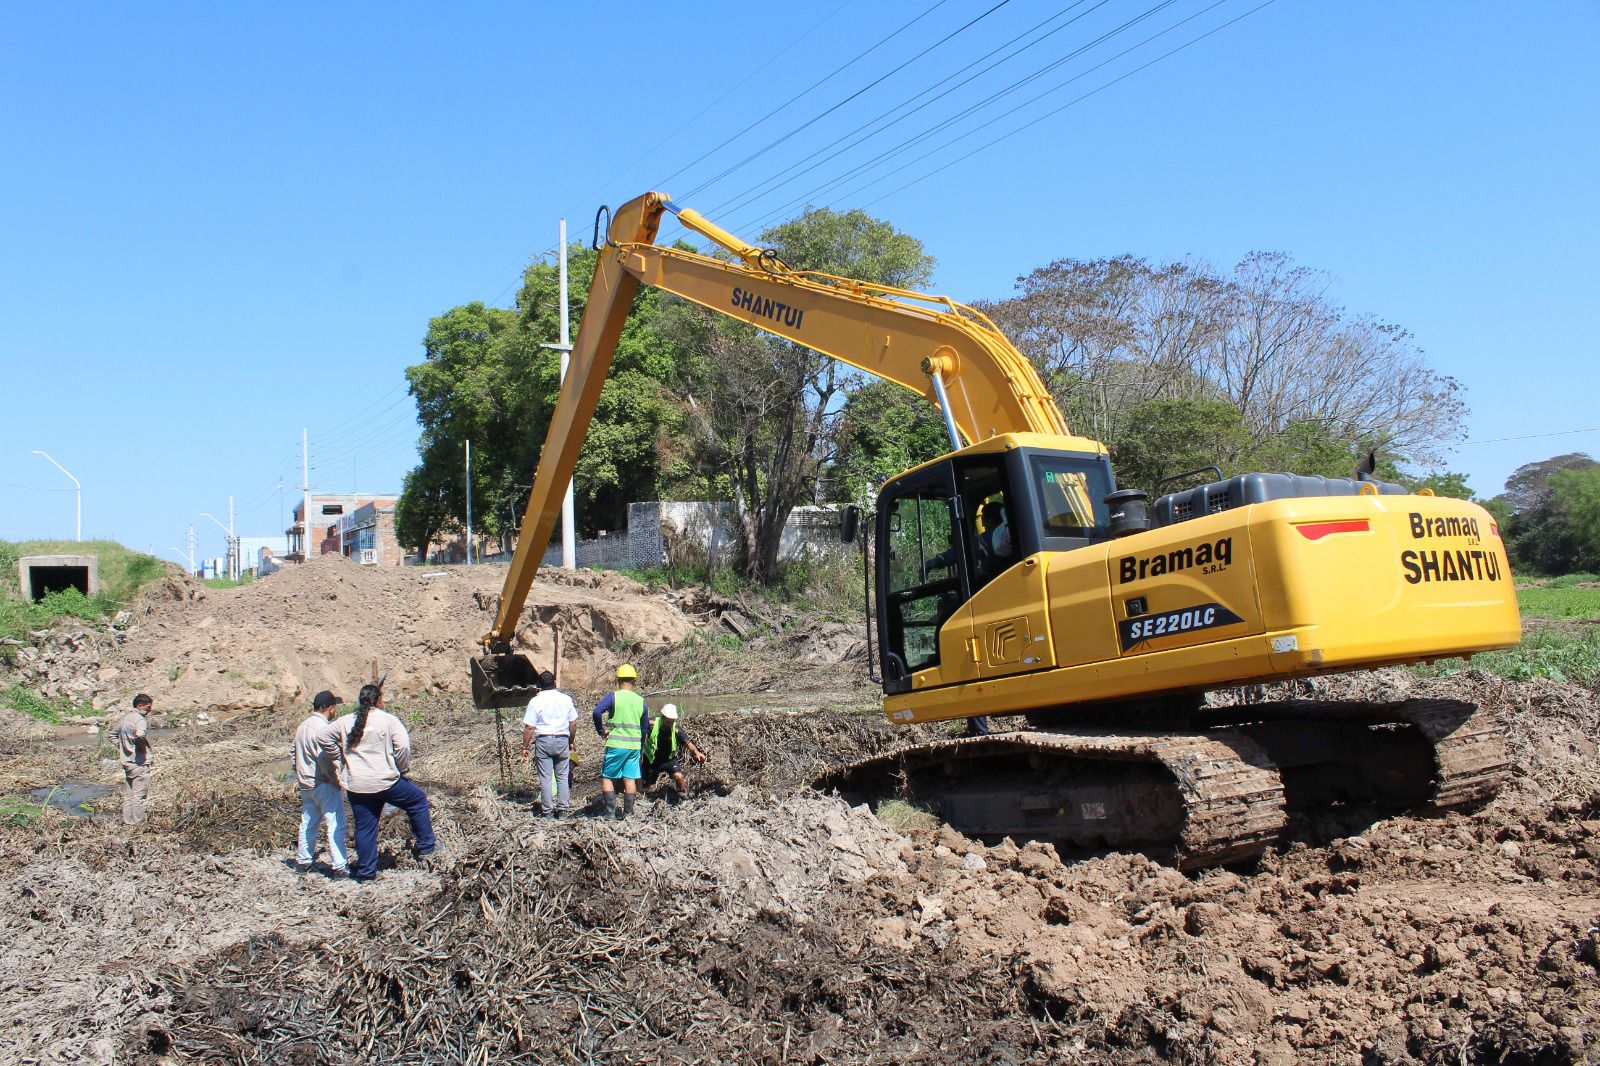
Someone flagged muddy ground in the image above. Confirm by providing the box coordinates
[1,561,1598,1065]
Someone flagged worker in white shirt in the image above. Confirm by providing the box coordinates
[521,669,579,818]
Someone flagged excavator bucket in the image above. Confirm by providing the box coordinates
[470,652,538,709]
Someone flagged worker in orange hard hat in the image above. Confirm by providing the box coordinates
[591,663,648,819]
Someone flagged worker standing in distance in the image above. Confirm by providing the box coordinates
[592,664,648,820]
[293,690,349,875]
[520,669,578,819]
[641,703,707,802]
[116,693,156,826]
[341,683,435,880]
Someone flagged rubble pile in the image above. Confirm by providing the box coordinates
[2,619,130,712]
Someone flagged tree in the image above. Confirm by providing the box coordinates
[1402,471,1474,500]
[1491,453,1599,574]
[672,206,935,585]
[512,246,697,533]
[395,245,696,557]
[393,454,458,559]
[829,379,949,503]
[1109,398,1249,498]
[1550,466,1600,573]
[399,301,522,554]
[977,251,1467,473]
[1498,453,1598,515]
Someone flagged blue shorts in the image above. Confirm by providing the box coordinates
[602,747,641,780]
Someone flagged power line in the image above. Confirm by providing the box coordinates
[655,0,958,194]
[0,480,72,492]
[679,0,1193,242]
[678,0,1018,202]
[779,0,1202,222]
[473,0,863,309]
[705,0,1108,223]
[304,382,412,450]
[554,0,859,222]
[310,418,422,471]
[1454,427,1600,447]
[855,0,1280,211]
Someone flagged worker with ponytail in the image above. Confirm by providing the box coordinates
[341,682,435,880]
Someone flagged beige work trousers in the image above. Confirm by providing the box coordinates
[122,765,152,825]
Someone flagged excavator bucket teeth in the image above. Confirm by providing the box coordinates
[470,653,538,709]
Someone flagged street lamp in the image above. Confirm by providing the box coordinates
[31,450,81,542]
[200,511,236,580]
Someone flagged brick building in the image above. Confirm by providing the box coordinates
[288,494,405,567]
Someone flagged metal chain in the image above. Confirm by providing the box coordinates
[493,706,511,790]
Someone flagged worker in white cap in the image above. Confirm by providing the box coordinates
[641,703,706,802]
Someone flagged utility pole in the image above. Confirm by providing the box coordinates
[227,495,235,579]
[31,450,81,542]
[188,524,196,574]
[465,439,473,565]
[301,428,311,563]
[539,218,576,568]
[200,511,233,578]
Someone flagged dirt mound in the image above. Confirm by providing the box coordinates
[5,558,707,715]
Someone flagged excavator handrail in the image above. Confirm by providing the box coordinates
[478,191,1092,651]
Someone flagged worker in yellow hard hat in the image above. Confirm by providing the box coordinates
[591,663,648,819]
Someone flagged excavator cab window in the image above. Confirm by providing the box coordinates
[955,460,1017,591]
[1025,451,1115,548]
[879,464,965,685]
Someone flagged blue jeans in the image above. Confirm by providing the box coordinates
[347,778,434,880]
[297,783,348,870]
[535,734,571,815]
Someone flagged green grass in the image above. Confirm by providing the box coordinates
[0,539,169,645]
[0,795,48,828]
[0,683,79,723]
[1539,572,1599,589]
[202,572,255,590]
[1414,628,1600,688]
[1517,584,1600,620]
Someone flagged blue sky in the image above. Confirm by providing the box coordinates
[2,0,1595,565]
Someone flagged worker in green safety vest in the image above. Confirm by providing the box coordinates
[591,663,649,820]
[642,703,707,803]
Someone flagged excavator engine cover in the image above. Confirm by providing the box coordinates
[470,652,538,709]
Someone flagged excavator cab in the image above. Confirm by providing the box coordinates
[470,648,539,709]
[875,437,1117,694]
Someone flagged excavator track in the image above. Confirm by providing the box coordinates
[1210,698,1508,813]
[815,729,1287,870]
[815,700,1506,870]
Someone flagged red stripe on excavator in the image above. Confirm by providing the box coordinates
[1294,520,1371,541]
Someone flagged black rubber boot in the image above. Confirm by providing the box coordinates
[613,799,625,820]
[622,793,637,819]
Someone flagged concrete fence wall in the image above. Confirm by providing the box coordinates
[510,501,848,572]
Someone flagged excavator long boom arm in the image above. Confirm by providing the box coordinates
[481,191,1086,649]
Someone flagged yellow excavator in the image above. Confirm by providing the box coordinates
[473,191,1520,867]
